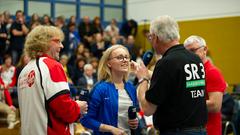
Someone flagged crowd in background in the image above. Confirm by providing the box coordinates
[0,9,145,95]
[0,9,152,131]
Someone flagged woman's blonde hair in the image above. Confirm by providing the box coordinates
[24,25,64,59]
[97,45,130,82]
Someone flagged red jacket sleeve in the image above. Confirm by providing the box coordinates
[4,89,13,106]
[48,93,81,123]
[0,66,4,86]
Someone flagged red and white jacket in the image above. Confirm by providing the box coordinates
[0,65,16,106]
[18,55,81,135]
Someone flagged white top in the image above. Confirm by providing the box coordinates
[18,58,72,135]
[117,89,132,135]
[0,65,16,85]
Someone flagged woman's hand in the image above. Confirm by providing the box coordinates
[128,118,138,129]
[110,127,127,135]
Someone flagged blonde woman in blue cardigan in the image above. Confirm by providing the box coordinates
[81,45,139,135]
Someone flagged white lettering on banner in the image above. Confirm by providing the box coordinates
[185,64,192,80]
[199,63,205,78]
[184,63,205,80]
[191,64,200,79]
[190,89,204,98]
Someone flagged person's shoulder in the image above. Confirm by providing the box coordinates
[205,61,223,76]
[41,57,61,68]
[40,57,67,82]
[90,81,112,95]
[94,81,111,88]
[40,57,64,74]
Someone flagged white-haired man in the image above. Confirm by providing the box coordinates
[135,15,208,135]
[184,35,226,135]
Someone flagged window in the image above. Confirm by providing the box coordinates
[80,6,100,20]
[104,7,122,22]
[29,1,50,16]
[104,0,123,6]
[0,0,23,15]
[56,3,76,18]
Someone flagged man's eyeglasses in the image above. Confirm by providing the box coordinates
[189,46,204,53]
[109,55,130,62]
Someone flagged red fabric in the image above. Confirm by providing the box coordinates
[48,94,81,135]
[43,55,67,83]
[139,109,144,117]
[205,60,226,135]
[4,89,13,106]
[0,66,16,106]
[40,55,80,135]
[0,66,4,85]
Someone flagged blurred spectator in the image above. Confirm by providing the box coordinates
[27,13,40,29]
[120,19,138,38]
[0,13,8,64]
[92,16,103,34]
[30,21,40,31]
[3,10,13,32]
[0,54,17,110]
[78,16,93,49]
[91,33,107,59]
[89,57,99,76]
[67,16,80,44]
[68,15,77,26]
[104,18,119,41]
[42,14,54,26]
[16,53,30,82]
[8,10,29,65]
[55,16,70,56]
[77,64,97,91]
[59,54,77,98]
[68,43,85,67]
[12,53,30,108]
[0,85,19,129]
[124,35,140,61]
[72,58,87,85]
[59,54,74,84]
[82,48,92,63]
[68,23,80,57]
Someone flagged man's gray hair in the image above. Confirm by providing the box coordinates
[150,15,180,43]
[84,63,93,71]
[184,35,206,47]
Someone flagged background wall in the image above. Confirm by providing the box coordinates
[127,0,240,90]
[0,0,125,24]
[127,0,240,22]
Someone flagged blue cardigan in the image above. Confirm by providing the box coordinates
[80,81,139,135]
